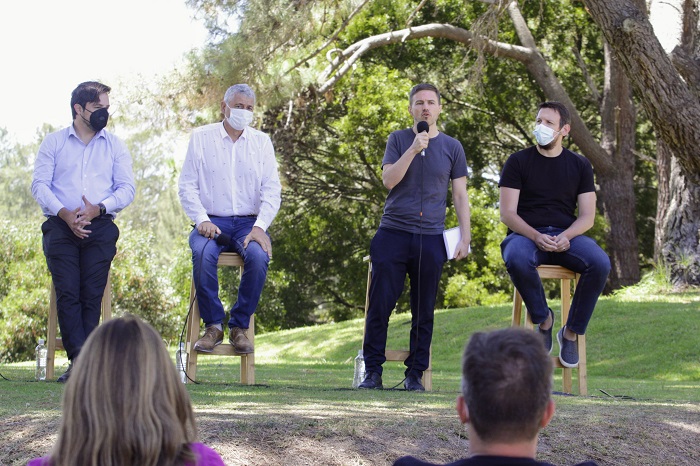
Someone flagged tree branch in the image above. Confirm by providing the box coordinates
[317,23,532,93]
[283,0,371,77]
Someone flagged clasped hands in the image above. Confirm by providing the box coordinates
[535,233,570,253]
[59,195,100,239]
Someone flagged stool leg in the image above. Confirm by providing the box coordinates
[577,334,587,395]
[560,277,573,393]
[185,277,200,383]
[101,273,112,321]
[47,282,58,380]
[511,289,523,327]
[241,315,255,384]
[422,344,432,391]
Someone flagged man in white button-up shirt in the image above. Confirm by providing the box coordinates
[32,81,135,383]
[178,84,282,354]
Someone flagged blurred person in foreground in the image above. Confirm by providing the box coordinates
[27,315,225,466]
[393,327,598,466]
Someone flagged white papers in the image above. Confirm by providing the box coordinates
[443,227,470,260]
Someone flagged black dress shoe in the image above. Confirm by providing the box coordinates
[404,374,425,391]
[56,362,73,384]
[358,371,383,389]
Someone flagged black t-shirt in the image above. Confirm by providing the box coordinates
[393,454,598,466]
[380,128,468,234]
[498,146,595,230]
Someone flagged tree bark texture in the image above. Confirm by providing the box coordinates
[597,42,640,288]
[659,156,700,285]
[654,139,672,263]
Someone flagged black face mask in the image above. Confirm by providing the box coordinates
[82,107,109,131]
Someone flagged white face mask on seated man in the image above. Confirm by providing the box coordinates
[227,107,254,130]
[532,123,560,147]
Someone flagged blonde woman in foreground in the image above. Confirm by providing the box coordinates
[28,315,225,466]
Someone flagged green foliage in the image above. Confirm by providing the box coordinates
[0,221,50,362]
[0,128,47,223]
[443,186,510,308]
[109,228,186,344]
[613,262,674,299]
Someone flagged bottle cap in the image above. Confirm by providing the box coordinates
[38,339,45,345]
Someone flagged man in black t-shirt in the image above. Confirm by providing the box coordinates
[393,328,598,466]
[359,83,471,391]
[498,102,610,368]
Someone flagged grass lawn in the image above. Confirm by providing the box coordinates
[1,289,699,465]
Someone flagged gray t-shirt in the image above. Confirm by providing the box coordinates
[379,128,468,234]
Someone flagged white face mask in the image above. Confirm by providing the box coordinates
[533,124,560,146]
[227,107,254,130]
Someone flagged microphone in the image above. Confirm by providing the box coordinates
[417,121,429,156]
[214,233,231,247]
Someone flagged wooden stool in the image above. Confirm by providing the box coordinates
[511,265,587,395]
[47,274,112,379]
[363,256,432,390]
[185,252,255,384]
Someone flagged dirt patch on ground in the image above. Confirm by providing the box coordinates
[3,395,699,465]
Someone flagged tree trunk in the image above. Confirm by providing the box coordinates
[654,139,672,262]
[659,156,700,286]
[597,42,640,288]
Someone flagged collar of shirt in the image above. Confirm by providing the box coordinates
[68,123,107,142]
[218,120,249,144]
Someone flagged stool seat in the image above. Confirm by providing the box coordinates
[511,265,587,395]
[47,274,112,380]
[185,252,255,384]
[363,256,432,391]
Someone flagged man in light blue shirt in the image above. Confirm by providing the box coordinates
[32,81,135,383]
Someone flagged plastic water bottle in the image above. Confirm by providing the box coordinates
[352,349,365,388]
[35,339,47,381]
[175,342,187,383]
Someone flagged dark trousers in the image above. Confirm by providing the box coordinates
[363,228,446,378]
[42,216,118,360]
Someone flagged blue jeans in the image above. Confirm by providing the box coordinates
[501,227,610,335]
[363,228,446,378]
[189,216,269,329]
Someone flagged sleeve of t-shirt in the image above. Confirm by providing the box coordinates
[382,131,403,167]
[498,152,523,189]
[451,140,469,180]
[577,156,596,194]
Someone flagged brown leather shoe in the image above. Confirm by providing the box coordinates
[194,326,224,353]
[229,327,254,353]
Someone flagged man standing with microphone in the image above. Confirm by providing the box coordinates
[359,83,471,391]
[178,84,281,355]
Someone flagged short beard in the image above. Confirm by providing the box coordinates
[537,139,557,151]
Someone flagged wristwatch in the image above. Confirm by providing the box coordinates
[98,203,106,216]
